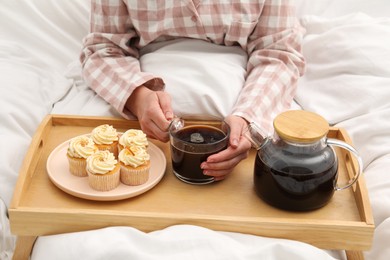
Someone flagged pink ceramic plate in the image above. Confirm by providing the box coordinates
[46,140,166,201]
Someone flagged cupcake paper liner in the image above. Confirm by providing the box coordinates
[67,156,88,177]
[87,166,120,191]
[120,163,150,186]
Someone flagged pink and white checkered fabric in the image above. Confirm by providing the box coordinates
[81,0,305,135]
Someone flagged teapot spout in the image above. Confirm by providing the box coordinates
[244,122,269,150]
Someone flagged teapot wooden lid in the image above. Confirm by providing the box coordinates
[273,110,329,143]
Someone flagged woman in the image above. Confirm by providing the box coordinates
[80,0,305,181]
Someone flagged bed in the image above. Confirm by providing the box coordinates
[1,0,390,259]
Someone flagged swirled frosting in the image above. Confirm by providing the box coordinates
[67,136,97,158]
[86,150,118,175]
[91,124,118,145]
[118,146,150,168]
[119,129,148,147]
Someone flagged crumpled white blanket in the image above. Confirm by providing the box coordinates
[296,13,390,260]
[31,225,343,260]
[0,200,14,260]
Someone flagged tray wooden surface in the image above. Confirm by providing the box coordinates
[9,114,374,251]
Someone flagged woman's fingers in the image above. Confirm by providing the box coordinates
[133,89,172,142]
[201,140,250,180]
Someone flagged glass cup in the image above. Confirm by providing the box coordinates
[168,118,230,185]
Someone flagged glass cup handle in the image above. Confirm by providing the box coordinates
[326,138,363,191]
[168,117,184,133]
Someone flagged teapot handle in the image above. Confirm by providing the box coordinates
[326,138,363,191]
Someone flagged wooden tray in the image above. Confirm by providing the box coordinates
[9,114,374,251]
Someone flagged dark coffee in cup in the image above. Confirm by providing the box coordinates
[169,122,229,185]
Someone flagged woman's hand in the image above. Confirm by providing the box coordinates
[200,115,252,181]
[126,86,173,142]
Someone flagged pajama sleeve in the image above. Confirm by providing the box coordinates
[231,0,305,136]
[80,0,164,119]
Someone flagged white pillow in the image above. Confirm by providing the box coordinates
[140,39,247,120]
[295,13,390,124]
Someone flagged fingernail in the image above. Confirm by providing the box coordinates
[165,111,173,120]
[232,138,239,146]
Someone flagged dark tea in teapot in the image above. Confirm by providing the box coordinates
[254,143,338,211]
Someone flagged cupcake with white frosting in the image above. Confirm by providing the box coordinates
[118,129,148,153]
[91,124,119,157]
[67,135,98,177]
[86,150,120,191]
[118,145,150,186]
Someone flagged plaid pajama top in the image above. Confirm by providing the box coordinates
[80,0,305,136]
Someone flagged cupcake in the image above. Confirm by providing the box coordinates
[118,145,151,186]
[118,129,148,153]
[67,135,98,177]
[91,124,119,157]
[86,150,120,191]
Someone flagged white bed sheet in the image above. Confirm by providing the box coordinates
[1,1,390,260]
[31,225,343,260]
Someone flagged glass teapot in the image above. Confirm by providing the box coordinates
[245,110,363,211]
